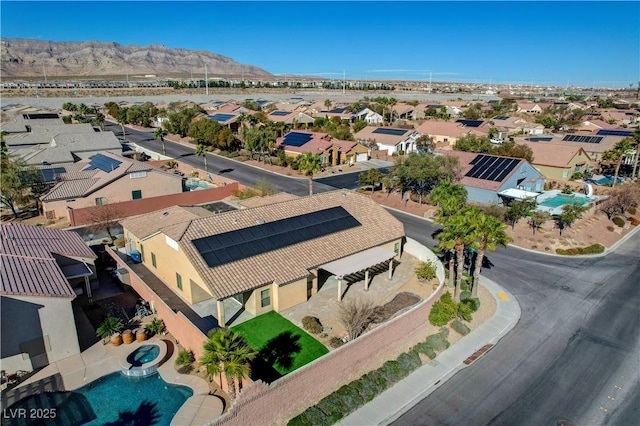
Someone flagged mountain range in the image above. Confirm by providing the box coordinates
[0,38,272,78]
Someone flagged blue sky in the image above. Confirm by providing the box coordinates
[1,1,638,87]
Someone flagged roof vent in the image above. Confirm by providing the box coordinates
[162,211,169,216]
[257,218,265,225]
[198,228,204,235]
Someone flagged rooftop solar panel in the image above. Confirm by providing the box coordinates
[193,206,361,268]
[85,154,122,173]
[282,132,313,147]
[596,129,633,137]
[562,135,603,144]
[208,113,236,122]
[494,115,510,120]
[456,119,484,128]
[329,107,347,114]
[372,128,408,136]
[465,154,520,182]
[526,137,554,142]
[270,110,290,116]
[23,113,59,120]
[39,167,67,182]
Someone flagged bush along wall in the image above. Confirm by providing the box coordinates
[288,329,450,426]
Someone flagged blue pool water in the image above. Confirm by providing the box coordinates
[539,195,591,208]
[593,176,622,186]
[127,344,160,366]
[186,181,210,191]
[4,372,193,426]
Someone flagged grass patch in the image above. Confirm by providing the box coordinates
[231,311,328,380]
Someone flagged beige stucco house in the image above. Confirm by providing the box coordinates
[119,190,405,327]
[519,141,592,180]
[277,131,369,166]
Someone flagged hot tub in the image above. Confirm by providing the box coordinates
[120,340,167,377]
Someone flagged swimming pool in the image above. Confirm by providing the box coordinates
[539,195,592,208]
[127,344,160,367]
[592,176,622,186]
[4,372,193,426]
[186,181,211,191]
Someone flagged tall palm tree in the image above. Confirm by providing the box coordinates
[298,152,322,196]
[154,127,168,156]
[602,138,633,188]
[92,112,105,130]
[435,207,477,302]
[469,212,511,298]
[429,180,468,217]
[199,328,256,400]
[632,127,640,179]
[195,144,209,172]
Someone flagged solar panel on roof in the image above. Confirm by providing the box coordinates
[465,154,520,182]
[282,132,312,147]
[270,110,290,116]
[329,107,347,114]
[372,128,408,136]
[494,115,510,120]
[208,113,235,122]
[23,113,59,120]
[526,136,554,142]
[85,154,122,173]
[562,135,603,144]
[456,119,484,128]
[596,129,633,137]
[39,167,66,182]
[193,206,361,268]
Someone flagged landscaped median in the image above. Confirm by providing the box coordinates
[231,311,329,381]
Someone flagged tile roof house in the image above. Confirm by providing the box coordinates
[353,108,384,125]
[40,151,184,221]
[516,133,628,162]
[267,110,315,125]
[354,126,420,155]
[516,102,543,114]
[277,131,369,166]
[518,142,592,180]
[442,150,545,204]
[119,190,405,326]
[415,120,489,149]
[1,223,97,373]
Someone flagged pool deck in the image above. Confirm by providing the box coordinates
[8,337,222,425]
[536,190,600,216]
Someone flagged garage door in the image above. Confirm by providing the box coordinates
[356,153,368,162]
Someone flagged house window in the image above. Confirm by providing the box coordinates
[563,170,570,178]
[394,242,400,255]
[151,253,156,268]
[260,289,271,308]
[132,190,142,200]
[95,197,106,206]
[176,273,183,290]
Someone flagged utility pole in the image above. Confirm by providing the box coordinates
[343,70,346,95]
[43,63,47,83]
[205,63,209,96]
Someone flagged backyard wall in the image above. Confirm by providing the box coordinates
[68,183,239,226]
[211,242,445,426]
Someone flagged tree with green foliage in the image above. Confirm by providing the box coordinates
[200,328,256,400]
[298,152,323,196]
[528,211,549,235]
[462,103,483,120]
[454,134,494,153]
[429,180,467,216]
[104,101,120,119]
[95,317,124,341]
[491,141,534,162]
[601,138,633,188]
[505,198,537,230]
[631,127,640,179]
[165,104,206,137]
[393,153,461,205]
[352,119,367,134]
[0,154,44,218]
[154,127,168,156]
[188,118,219,147]
[415,135,434,153]
[469,211,511,297]
[358,168,384,195]
[555,202,587,236]
[195,144,209,172]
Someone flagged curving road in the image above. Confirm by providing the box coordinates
[112,123,640,425]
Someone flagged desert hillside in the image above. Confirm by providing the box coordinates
[0,38,272,78]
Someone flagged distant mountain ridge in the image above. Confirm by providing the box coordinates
[0,38,272,78]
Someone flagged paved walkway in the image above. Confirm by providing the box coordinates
[338,277,521,426]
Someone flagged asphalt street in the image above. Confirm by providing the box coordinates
[110,122,640,425]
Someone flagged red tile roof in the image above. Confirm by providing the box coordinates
[1,223,96,298]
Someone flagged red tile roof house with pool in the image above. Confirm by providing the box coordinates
[0,223,97,374]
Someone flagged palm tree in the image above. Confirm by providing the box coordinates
[298,152,322,196]
[435,207,477,302]
[199,328,256,400]
[632,128,640,179]
[95,317,124,342]
[195,144,209,172]
[602,138,633,188]
[154,127,168,156]
[469,212,511,298]
[92,112,105,130]
[429,180,468,217]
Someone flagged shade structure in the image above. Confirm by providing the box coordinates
[321,246,396,278]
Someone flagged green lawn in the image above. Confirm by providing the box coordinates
[231,311,328,381]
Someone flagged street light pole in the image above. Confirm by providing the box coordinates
[205,63,209,96]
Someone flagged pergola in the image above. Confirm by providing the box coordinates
[320,246,397,301]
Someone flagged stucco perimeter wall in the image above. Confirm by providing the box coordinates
[105,246,208,360]
[404,237,445,284]
[212,248,445,426]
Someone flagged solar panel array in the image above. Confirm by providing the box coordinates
[282,132,313,147]
[40,167,67,182]
[372,128,408,136]
[465,154,520,182]
[270,110,290,117]
[562,135,603,144]
[596,129,633,137]
[526,136,554,142]
[192,206,361,268]
[208,113,236,122]
[329,107,347,114]
[23,113,59,120]
[456,119,484,128]
[494,115,510,120]
[85,154,122,173]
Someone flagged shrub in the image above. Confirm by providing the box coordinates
[556,244,605,255]
[630,217,640,226]
[175,349,195,373]
[607,225,615,232]
[301,316,323,334]
[457,301,473,322]
[329,337,344,348]
[350,377,379,403]
[570,171,584,180]
[429,301,454,326]
[425,329,450,352]
[379,360,406,384]
[460,290,471,301]
[415,261,437,281]
[288,406,326,426]
[398,149,405,156]
[612,216,625,227]
[144,318,165,336]
[465,298,481,312]
[451,319,471,336]
[397,351,422,372]
[629,206,637,215]
[335,384,365,416]
[561,184,573,194]
[412,341,437,360]
[96,317,124,340]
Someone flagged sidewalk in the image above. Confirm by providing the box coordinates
[338,277,521,426]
